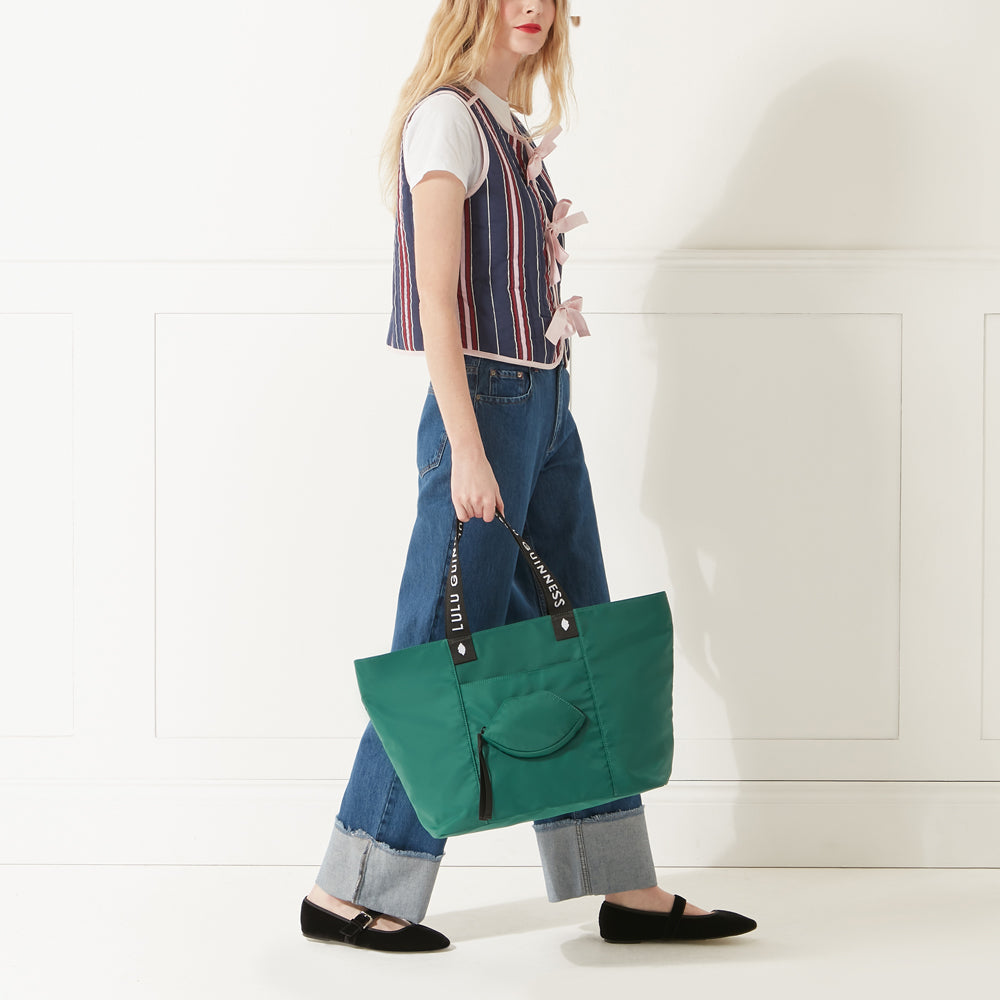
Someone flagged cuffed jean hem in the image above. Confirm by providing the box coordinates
[315,819,443,924]
[533,806,658,902]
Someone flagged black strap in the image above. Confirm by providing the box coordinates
[446,512,579,666]
[477,728,493,821]
[338,907,383,942]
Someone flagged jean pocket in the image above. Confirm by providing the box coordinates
[418,429,448,478]
[476,367,532,404]
[416,391,450,478]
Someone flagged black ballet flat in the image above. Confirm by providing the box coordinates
[599,894,757,943]
[300,896,450,952]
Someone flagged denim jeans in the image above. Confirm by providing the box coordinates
[315,355,657,922]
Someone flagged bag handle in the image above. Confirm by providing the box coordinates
[446,512,579,666]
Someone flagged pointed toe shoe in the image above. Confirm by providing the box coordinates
[599,894,757,943]
[300,896,450,952]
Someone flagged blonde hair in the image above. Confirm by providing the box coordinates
[378,0,574,209]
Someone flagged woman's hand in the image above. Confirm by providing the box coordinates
[451,446,505,523]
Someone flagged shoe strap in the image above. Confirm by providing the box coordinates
[670,894,687,918]
[339,906,385,942]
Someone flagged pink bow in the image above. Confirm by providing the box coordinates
[544,296,591,346]
[527,125,562,181]
[545,199,589,272]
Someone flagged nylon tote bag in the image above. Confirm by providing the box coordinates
[354,513,674,838]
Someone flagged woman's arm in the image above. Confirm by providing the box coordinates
[411,170,504,523]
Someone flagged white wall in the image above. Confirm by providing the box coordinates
[3,0,1000,868]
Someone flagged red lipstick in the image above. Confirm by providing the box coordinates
[516,24,542,33]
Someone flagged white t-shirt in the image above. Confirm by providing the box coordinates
[401,80,515,197]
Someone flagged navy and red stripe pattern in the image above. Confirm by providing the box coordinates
[387,84,567,369]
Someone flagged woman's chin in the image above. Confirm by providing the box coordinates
[508,33,548,55]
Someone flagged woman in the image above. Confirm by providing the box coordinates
[299,0,758,952]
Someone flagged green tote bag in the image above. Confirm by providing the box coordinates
[354,513,674,838]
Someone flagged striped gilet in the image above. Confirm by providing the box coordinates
[386,83,586,369]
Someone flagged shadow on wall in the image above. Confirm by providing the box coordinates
[640,59,911,865]
[678,59,913,249]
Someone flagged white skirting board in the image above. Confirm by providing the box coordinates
[3,779,999,869]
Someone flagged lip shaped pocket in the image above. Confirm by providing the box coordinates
[481,690,585,758]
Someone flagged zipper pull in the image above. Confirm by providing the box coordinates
[477,727,493,822]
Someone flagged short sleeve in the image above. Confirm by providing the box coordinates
[402,92,485,196]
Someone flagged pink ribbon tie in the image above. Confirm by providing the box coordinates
[545,198,589,274]
[527,125,563,181]
[544,296,591,346]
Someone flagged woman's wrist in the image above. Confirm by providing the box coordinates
[450,436,486,461]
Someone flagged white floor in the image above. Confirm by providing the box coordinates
[1,865,996,999]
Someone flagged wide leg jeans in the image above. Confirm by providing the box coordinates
[315,355,658,922]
